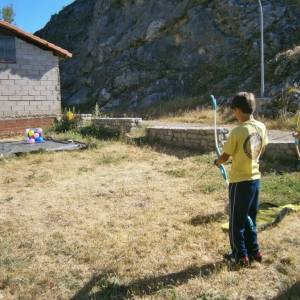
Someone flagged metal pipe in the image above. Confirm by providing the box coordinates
[258,0,265,97]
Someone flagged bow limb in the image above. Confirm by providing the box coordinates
[211,95,229,186]
[296,113,300,159]
[219,164,229,186]
[295,135,300,159]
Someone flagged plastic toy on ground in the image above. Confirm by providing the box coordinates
[25,128,45,144]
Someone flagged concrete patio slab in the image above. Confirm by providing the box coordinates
[0,139,86,157]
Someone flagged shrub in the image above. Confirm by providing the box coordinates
[52,108,81,133]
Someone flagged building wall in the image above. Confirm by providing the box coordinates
[0,37,61,118]
[0,116,56,137]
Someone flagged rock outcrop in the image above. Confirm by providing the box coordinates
[36,0,300,113]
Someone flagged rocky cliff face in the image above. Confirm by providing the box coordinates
[36,0,300,113]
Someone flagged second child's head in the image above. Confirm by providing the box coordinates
[231,92,256,121]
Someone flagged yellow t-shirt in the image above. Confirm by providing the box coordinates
[223,117,268,183]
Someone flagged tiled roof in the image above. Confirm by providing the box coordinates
[0,20,72,58]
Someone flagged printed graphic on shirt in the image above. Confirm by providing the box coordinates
[243,132,263,160]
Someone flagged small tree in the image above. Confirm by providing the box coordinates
[93,102,106,117]
[93,102,101,117]
[274,87,299,120]
[1,4,15,23]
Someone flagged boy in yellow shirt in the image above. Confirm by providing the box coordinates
[215,92,268,266]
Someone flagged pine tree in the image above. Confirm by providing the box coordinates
[1,4,15,23]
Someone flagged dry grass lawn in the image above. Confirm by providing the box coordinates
[157,107,298,131]
[0,140,299,299]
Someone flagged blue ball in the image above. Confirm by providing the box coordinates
[35,137,44,143]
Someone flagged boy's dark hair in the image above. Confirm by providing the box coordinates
[230,92,256,114]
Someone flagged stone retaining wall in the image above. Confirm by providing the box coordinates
[263,141,297,160]
[78,114,93,127]
[146,125,298,159]
[146,126,229,152]
[93,117,143,133]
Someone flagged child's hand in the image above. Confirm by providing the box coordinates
[214,153,230,167]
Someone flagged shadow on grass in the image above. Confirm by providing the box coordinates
[272,281,300,300]
[71,261,225,300]
[260,155,298,174]
[131,136,206,159]
[190,211,225,226]
[131,138,298,174]
[79,125,120,141]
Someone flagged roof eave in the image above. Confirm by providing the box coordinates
[0,20,72,59]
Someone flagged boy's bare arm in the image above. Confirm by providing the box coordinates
[215,153,230,167]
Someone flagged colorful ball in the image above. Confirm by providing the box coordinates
[28,138,35,143]
[34,133,40,139]
[28,130,35,137]
[36,128,43,134]
[35,137,44,143]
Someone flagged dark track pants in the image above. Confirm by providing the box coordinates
[229,180,260,259]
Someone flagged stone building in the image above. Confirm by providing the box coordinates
[0,20,72,136]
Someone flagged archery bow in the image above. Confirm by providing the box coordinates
[296,112,300,157]
[211,95,229,186]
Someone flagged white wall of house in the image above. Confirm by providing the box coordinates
[0,36,61,118]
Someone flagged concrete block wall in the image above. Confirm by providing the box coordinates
[0,37,61,118]
[146,126,228,152]
[93,118,143,133]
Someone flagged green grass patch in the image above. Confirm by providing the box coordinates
[201,185,218,194]
[261,172,300,206]
[96,153,129,165]
[45,128,105,150]
[78,166,94,174]
[165,168,187,178]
